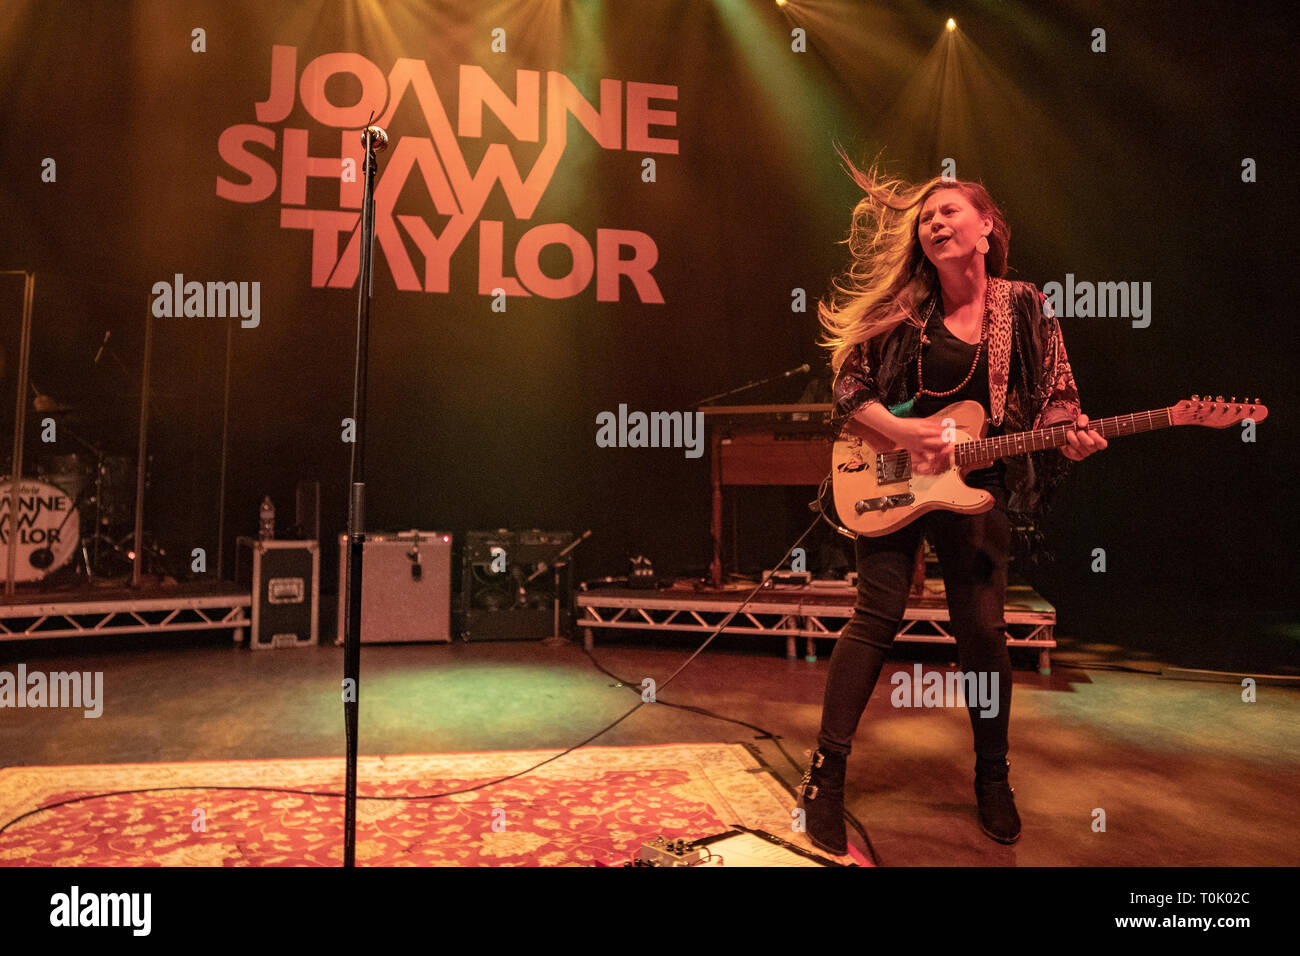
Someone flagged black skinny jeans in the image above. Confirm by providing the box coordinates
[817,483,1013,766]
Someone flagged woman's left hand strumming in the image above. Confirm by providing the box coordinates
[1062,413,1108,460]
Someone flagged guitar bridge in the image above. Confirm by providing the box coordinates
[854,493,915,515]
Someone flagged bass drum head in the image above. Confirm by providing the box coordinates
[0,478,80,582]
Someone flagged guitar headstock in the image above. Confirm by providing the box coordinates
[1170,395,1269,428]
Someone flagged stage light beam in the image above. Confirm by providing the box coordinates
[947,18,956,32]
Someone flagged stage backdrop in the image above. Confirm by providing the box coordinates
[1,1,1295,630]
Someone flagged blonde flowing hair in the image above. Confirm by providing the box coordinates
[819,151,1010,372]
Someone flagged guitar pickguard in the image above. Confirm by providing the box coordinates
[832,400,992,536]
[836,435,867,473]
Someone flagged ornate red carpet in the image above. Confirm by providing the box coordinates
[0,743,841,866]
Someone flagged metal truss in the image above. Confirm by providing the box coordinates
[0,592,251,641]
[576,585,1057,673]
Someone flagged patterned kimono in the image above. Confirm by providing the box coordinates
[830,276,1082,521]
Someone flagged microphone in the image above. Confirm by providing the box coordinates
[93,330,111,363]
[361,125,389,152]
[783,363,811,377]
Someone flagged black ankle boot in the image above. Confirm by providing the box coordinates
[798,749,848,855]
[974,758,1021,844]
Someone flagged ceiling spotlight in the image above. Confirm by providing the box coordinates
[776,0,788,6]
[946,18,956,31]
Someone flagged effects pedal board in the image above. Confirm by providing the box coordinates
[630,836,707,867]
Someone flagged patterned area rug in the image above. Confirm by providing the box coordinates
[0,743,854,866]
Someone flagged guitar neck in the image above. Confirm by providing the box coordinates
[957,408,1172,467]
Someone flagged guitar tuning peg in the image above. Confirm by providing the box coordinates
[1255,397,1260,404]
[1230,396,1236,403]
[1191,394,1199,402]
[1215,395,1223,403]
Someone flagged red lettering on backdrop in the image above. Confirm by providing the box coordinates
[478,221,529,296]
[378,57,562,221]
[281,129,363,208]
[279,208,358,286]
[219,45,677,302]
[325,207,424,291]
[515,224,595,299]
[597,230,663,303]
[255,46,297,123]
[398,214,472,294]
[458,66,540,141]
[550,73,623,149]
[626,83,679,154]
[216,125,277,202]
[382,137,469,293]
[299,52,389,129]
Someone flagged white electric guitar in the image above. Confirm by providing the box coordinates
[832,395,1269,536]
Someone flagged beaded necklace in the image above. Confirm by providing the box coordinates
[914,281,989,398]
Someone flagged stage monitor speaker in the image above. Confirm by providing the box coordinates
[460,529,574,641]
[337,530,452,643]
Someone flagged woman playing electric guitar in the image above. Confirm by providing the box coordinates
[799,160,1106,853]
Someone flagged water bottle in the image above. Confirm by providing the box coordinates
[259,496,275,540]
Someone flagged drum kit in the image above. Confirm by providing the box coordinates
[2,391,165,586]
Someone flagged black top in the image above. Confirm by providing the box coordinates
[904,315,1007,490]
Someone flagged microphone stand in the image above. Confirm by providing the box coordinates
[690,363,810,408]
[691,363,811,586]
[528,530,592,646]
[342,122,387,868]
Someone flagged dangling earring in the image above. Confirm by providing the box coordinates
[976,234,990,255]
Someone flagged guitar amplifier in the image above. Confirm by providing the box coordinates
[235,537,319,650]
[337,530,452,643]
[459,529,574,641]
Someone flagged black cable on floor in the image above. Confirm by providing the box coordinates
[0,517,831,853]
[580,644,882,866]
[1050,661,1163,675]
